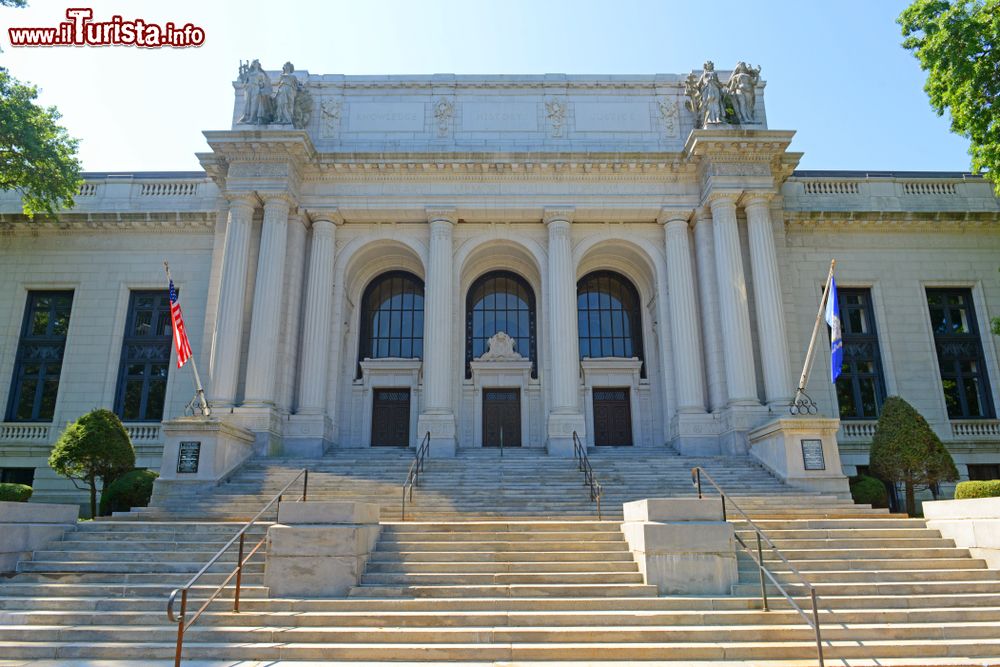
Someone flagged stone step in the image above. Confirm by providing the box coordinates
[369,550,637,563]
[348,583,660,598]
[359,572,647,586]
[17,561,265,575]
[736,556,987,571]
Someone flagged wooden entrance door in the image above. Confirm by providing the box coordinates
[483,388,521,447]
[592,387,633,446]
[371,388,410,447]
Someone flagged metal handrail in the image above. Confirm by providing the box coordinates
[571,431,603,520]
[691,466,825,666]
[166,468,308,667]
[401,431,431,521]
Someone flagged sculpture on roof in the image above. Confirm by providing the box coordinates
[684,61,763,128]
[236,60,313,129]
[237,59,272,125]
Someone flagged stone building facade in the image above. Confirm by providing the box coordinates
[1,65,999,507]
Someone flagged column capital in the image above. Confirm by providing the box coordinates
[656,207,694,226]
[259,191,296,208]
[693,205,713,224]
[225,191,259,210]
[543,207,575,225]
[705,190,743,209]
[741,191,776,209]
[426,207,457,225]
[305,207,344,227]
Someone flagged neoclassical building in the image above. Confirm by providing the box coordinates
[2,64,999,506]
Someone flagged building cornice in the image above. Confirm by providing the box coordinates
[0,211,216,233]
[783,209,1000,230]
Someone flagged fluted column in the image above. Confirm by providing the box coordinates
[544,209,586,455]
[244,194,293,405]
[210,193,257,406]
[693,208,727,411]
[744,193,794,405]
[709,193,759,405]
[296,211,341,414]
[659,209,706,413]
[417,209,457,455]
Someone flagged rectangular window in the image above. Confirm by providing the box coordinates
[967,463,1000,481]
[0,467,35,486]
[114,291,172,422]
[926,288,995,419]
[5,291,74,422]
[834,288,887,420]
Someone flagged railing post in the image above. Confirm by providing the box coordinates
[694,468,702,499]
[757,531,768,612]
[302,469,308,501]
[811,587,825,667]
[174,588,187,667]
[234,533,245,613]
[720,494,726,522]
[500,426,504,458]
[401,486,407,522]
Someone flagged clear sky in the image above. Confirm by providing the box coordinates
[0,0,973,174]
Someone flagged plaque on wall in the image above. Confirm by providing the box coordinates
[800,439,826,471]
[177,441,201,474]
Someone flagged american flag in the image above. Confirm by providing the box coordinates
[168,278,193,368]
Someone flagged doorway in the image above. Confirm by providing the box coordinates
[483,388,521,447]
[592,387,633,446]
[371,388,410,447]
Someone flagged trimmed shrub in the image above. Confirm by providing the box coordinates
[954,480,1000,499]
[49,408,135,517]
[99,469,158,515]
[0,483,33,502]
[869,396,958,516]
[850,475,889,508]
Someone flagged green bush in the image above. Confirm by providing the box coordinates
[869,396,958,516]
[850,475,889,508]
[0,483,33,502]
[954,480,1000,499]
[49,408,135,518]
[99,469,158,515]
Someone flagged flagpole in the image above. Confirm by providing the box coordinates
[163,262,211,418]
[791,259,836,415]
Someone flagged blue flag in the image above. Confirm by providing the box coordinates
[824,276,843,382]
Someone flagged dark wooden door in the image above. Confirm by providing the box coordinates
[593,388,633,446]
[483,388,521,447]
[371,388,410,447]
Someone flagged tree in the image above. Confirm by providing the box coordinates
[49,409,135,518]
[0,67,82,217]
[899,0,1000,194]
[869,396,959,516]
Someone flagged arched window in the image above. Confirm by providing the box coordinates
[577,270,645,376]
[357,271,424,376]
[466,270,537,378]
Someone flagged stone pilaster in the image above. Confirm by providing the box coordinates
[296,211,342,415]
[210,192,257,407]
[278,212,308,413]
[416,209,457,457]
[659,209,706,413]
[244,194,293,406]
[544,208,586,456]
[693,207,727,412]
[708,192,758,405]
[744,193,794,406]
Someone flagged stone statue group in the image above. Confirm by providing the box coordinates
[685,61,761,128]
[237,60,313,128]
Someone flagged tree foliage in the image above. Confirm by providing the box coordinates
[99,469,158,516]
[955,479,1000,498]
[49,409,135,517]
[869,396,959,515]
[0,67,81,217]
[0,483,33,502]
[899,0,1000,193]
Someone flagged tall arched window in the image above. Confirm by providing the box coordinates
[357,271,424,376]
[577,270,645,376]
[466,270,537,378]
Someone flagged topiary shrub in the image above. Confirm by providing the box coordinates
[850,474,889,508]
[99,469,158,515]
[0,483,33,502]
[49,408,135,518]
[955,480,1000,499]
[869,396,959,516]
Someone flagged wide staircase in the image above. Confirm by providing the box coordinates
[2,447,1000,664]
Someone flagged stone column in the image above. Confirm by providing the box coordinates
[693,208,727,411]
[744,193,794,406]
[244,194,293,405]
[297,211,341,415]
[544,208,586,456]
[416,209,457,456]
[708,193,758,405]
[210,193,257,407]
[659,209,706,413]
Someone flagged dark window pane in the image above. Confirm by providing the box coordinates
[122,380,143,420]
[146,379,167,420]
[465,271,537,378]
[114,291,172,422]
[833,288,886,420]
[7,291,73,422]
[357,272,425,373]
[15,380,38,420]
[927,288,994,419]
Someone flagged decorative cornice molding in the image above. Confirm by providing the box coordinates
[783,209,1000,230]
[0,212,216,233]
[656,207,694,225]
[543,207,575,225]
[426,207,458,225]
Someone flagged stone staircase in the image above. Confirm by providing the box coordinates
[1,446,999,664]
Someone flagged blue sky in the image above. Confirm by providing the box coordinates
[0,0,972,173]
